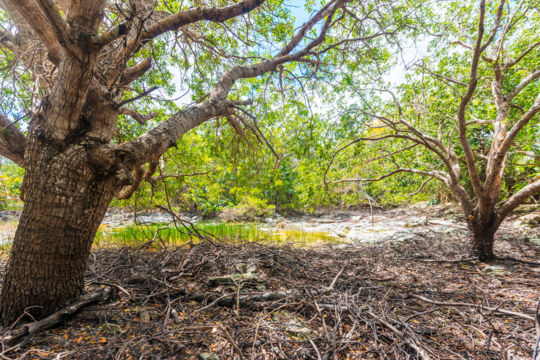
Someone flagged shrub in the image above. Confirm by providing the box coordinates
[219,196,275,222]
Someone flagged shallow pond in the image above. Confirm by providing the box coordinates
[94,222,344,248]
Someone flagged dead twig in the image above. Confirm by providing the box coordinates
[219,325,245,360]
[365,309,432,360]
[411,294,536,322]
[533,300,540,360]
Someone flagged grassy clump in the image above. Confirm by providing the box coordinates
[94,222,342,248]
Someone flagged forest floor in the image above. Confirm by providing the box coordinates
[0,208,539,359]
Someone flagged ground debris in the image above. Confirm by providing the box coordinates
[0,228,538,359]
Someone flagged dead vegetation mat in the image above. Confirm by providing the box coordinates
[1,232,539,360]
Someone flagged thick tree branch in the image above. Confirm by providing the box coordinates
[92,23,128,47]
[497,179,540,225]
[34,0,73,50]
[117,0,266,64]
[112,0,343,168]
[466,119,493,126]
[114,97,232,168]
[0,114,26,167]
[119,58,152,86]
[143,0,265,41]
[1,0,61,63]
[499,93,540,156]
[456,0,487,201]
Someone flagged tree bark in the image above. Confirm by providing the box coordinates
[470,221,497,262]
[0,135,119,325]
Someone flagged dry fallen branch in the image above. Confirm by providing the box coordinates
[1,286,113,346]
[411,294,535,322]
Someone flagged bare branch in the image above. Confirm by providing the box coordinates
[150,168,215,184]
[497,178,540,225]
[92,23,128,47]
[507,69,540,101]
[504,40,540,69]
[212,0,341,97]
[327,168,449,185]
[516,150,540,160]
[0,113,26,167]
[416,63,467,87]
[456,0,487,199]
[117,0,265,63]
[466,119,493,126]
[500,93,540,155]
[120,58,152,86]
[119,107,158,125]
[117,86,158,107]
[410,177,434,196]
[480,0,505,53]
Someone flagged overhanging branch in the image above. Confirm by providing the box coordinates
[0,113,26,167]
[497,178,540,225]
[1,0,61,63]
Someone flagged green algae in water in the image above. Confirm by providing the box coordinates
[94,222,343,248]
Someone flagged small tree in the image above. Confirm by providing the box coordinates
[327,0,540,261]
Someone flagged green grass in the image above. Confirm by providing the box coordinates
[94,222,343,248]
[0,222,344,251]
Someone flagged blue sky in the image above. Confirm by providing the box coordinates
[287,1,311,28]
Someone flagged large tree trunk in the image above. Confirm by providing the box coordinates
[0,136,119,325]
[469,218,497,262]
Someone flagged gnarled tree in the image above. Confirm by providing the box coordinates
[326,0,539,261]
[0,0,394,324]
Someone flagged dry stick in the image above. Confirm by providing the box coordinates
[236,282,243,317]
[250,318,262,360]
[1,286,113,346]
[417,257,476,263]
[533,300,540,360]
[326,265,346,294]
[308,338,323,360]
[192,276,350,312]
[194,293,236,313]
[89,281,131,297]
[366,309,432,360]
[219,325,245,360]
[411,294,535,322]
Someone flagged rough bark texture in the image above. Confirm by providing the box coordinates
[469,217,497,262]
[0,0,352,324]
[0,134,119,325]
[472,230,496,262]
